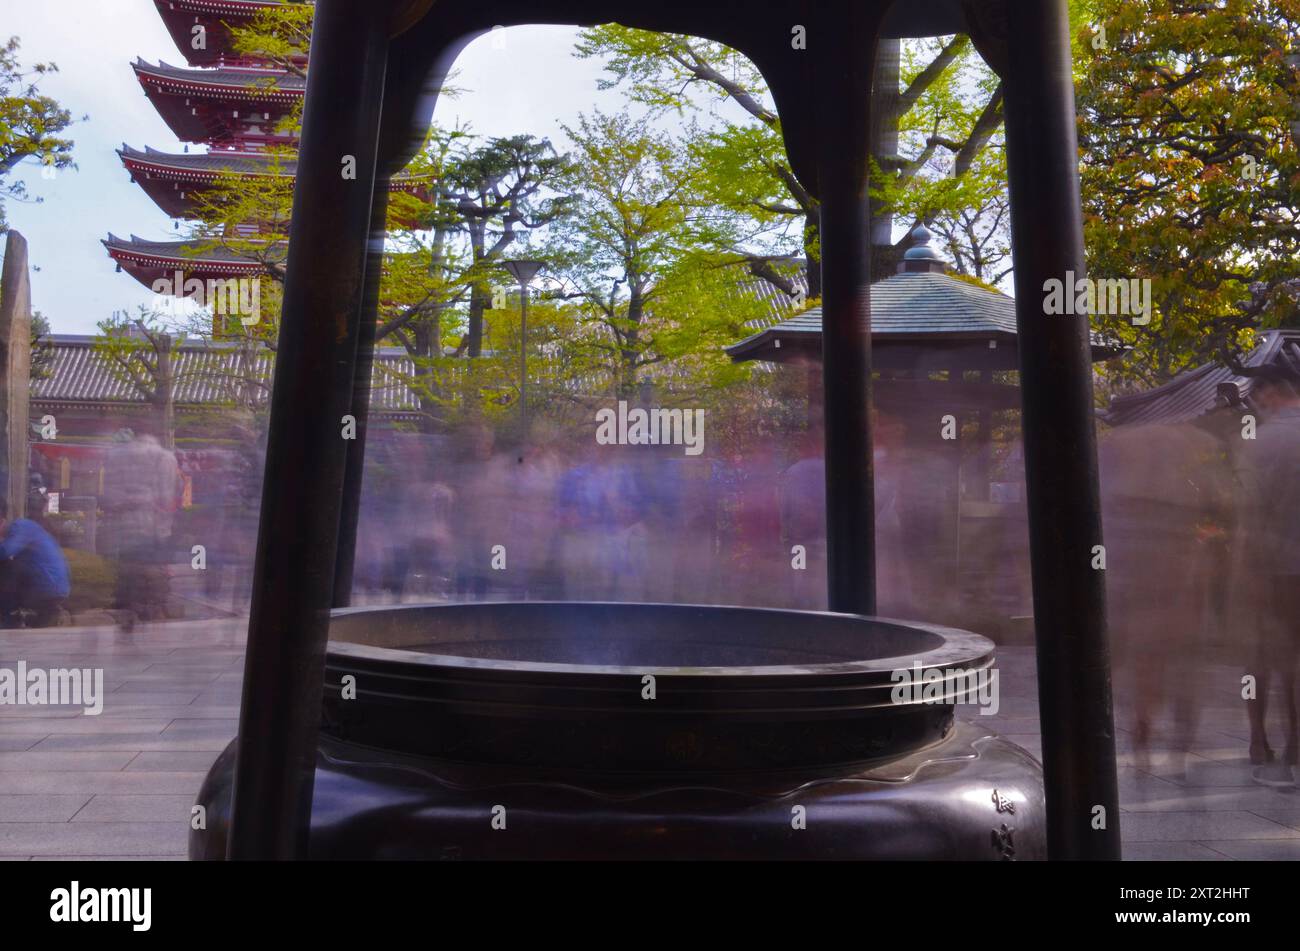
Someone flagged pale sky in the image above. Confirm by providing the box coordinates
[1,2,663,333]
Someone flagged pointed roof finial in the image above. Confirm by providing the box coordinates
[900,223,946,273]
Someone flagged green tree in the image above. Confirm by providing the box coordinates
[0,36,79,229]
[575,25,1010,299]
[440,135,574,359]
[1076,0,1300,388]
[93,309,185,450]
[546,110,765,398]
[29,310,53,381]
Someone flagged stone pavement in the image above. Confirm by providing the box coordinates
[0,619,243,861]
[1,620,1297,860]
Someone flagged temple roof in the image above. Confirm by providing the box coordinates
[728,270,1124,371]
[33,334,420,415]
[1102,330,1300,427]
[133,59,304,96]
[120,143,297,177]
[119,144,420,182]
[103,234,280,288]
[152,0,298,67]
[133,61,302,146]
[103,234,280,267]
[118,145,420,218]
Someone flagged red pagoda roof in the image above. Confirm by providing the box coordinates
[132,60,302,147]
[152,0,305,68]
[103,233,283,288]
[119,145,425,219]
[118,144,296,218]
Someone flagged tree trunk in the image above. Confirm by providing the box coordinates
[412,320,443,434]
[870,39,903,281]
[466,283,487,358]
[804,209,822,299]
[155,333,175,451]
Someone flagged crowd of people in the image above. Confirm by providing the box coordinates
[2,379,1298,787]
[355,423,833,609]
[1101,372,1300,785]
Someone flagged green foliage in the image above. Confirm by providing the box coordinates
[575,24,1011,293]
[1076,0,1300,388]
[545,110,767,398]
[0,36,79,229]
[228,0,312,77]
[30,310,53,380]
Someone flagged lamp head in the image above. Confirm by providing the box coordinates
[502,259,545,286]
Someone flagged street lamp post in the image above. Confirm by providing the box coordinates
[501,259,545,442]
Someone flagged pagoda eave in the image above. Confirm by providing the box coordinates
[104,237,276,290]
[141,90,299,147]
[153,0,297,67]
[121,149,423,219]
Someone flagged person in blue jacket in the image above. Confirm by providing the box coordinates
[0,497,70,628]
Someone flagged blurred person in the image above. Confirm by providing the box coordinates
[27,472,49,518]
[1234,371,1300,783]
[377,434,454,600]
[0,498,70,628]
[1101,421,1225,775]
[671,464,719,604]
[874,409,913,617]
[102,433,181,630]
[448,424,512,601]
[779,427,827,610]
[557,441,622,600]
[511,429,563,600]
[203,424,263,611]
[727,442,785,607]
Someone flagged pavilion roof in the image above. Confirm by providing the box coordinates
[1101,330,1300,427]
[727,270,1123,367]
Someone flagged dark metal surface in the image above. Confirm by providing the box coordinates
[227,0,395,860]
[192,721,1044,860]
[815,7,883,615]
[321,602,993,773]
[1002,0,1120,859]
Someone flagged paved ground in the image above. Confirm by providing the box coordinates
[0,619,243,861]
[1,618,1298,860]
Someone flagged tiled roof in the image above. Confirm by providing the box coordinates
[103,234,282,267]
[32,336,424,413]
[157,0,278,14]
[727,269,1122,361]
[1102,330,1300,427]
[134,59,305,94]
[119,144,297,176]
[118,145,420,184]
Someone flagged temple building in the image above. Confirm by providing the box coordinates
[105,1,419,309]
[104,0,300,305]
[727,225,1122,634]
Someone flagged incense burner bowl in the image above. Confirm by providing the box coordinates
[191,602,1044,860]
